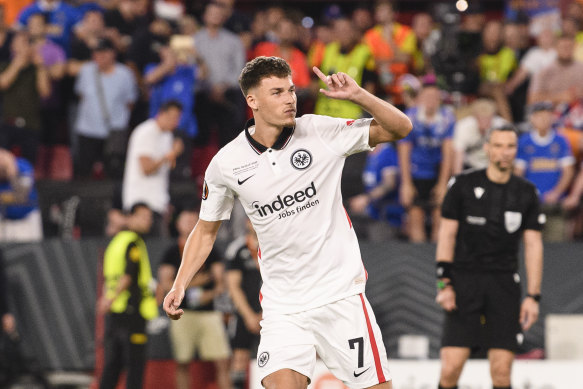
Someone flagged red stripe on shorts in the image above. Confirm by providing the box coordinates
[359,293,386,383]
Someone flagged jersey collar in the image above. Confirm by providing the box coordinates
[244,118,295,155]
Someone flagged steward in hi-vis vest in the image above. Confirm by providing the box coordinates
[98,203,156,389]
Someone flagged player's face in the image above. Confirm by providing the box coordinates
[485,130,517,172]
[249,76,297,128]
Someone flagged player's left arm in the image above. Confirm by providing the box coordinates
[521,229,543,331]
[313,66,412,146]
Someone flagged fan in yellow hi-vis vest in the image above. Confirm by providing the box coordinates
[98,203,157,389]
[313,18,376,119]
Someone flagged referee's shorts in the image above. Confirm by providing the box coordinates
[441,270,523,352]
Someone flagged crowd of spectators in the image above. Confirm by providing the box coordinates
[2,0,583,242]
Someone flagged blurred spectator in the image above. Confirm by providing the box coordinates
[351,5,374,35]
[225,220,261,389]
[122,100,184,237]
[453,98,508,174]
[0,148,42,242]
[503,19,531,122]
[0,249,16,335]
[364,0,416,107]
[477,20,516,121]
[194,2,246,147]
[144,36,205,179]
[27,12,68,175]
[158,208,232,389]
[252,17,311,113]
[103,0,147,55]
[68,10,109,77]
[263,5,285,43]
[0,31,51,165]
[515,102,575,241]
[73,38,137,179]
[349,142,403,240]
[98,202,157,389]
[411,12,435,76]
[125,17,173,82]
[307,22,333,69]
[177,14,199,36]
[313,17,375,119]
[15,0,82,55]
[529,34,583,106]
[215,0,251,37]
[505,28,556,110]
[398,84,454,242]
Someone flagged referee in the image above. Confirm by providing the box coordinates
[435,124,544,389]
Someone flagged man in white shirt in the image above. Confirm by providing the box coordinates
[163,56,412,389]
[122,100,184,236]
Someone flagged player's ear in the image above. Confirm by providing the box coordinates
[246,93,258,111]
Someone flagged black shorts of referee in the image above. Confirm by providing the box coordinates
[441,269,522,352]
[231,313,260,356]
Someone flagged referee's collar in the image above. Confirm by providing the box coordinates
[244,118,295,154]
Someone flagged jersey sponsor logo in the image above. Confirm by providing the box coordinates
[237,175,255,185]
[504,211,522,233]
[252,182,318,218]
[466,215,486,225]
[258,351,269,367]
[353,367,370,377]
[290,149,312,170]
[202,180,209,200]
[473,186,485,199]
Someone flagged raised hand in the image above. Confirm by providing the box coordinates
[313,66,362,102]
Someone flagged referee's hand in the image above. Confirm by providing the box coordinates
[163,287,185,320]
[520,297,539,331]
[436,287,457,311]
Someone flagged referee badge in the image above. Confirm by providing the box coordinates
[290,149,312,170]
[504,211,522,233]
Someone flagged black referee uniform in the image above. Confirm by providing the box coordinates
[225,243,262,353]
[440,168,544,351]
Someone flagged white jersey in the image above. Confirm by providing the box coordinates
[200,114,373,316]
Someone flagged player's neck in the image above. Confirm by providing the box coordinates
[486,165,511,184]
[252,117,285,148]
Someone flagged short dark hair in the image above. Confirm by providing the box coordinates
[238,56,292,96]
[486,123,517,142]
[129,202,151,215]
[159,100,183,113]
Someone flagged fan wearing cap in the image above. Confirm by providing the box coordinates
[72,37,137,179]
[514,101,575,241]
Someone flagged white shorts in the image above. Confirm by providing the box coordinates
[257,293,391,389]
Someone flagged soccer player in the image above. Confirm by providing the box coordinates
[163,56,412,389]
[435,125,544,389]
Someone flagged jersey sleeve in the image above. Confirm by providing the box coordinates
[523,184,544,231]
[441,175,463,221]
[312,115,373,156]
[199,155,235,221]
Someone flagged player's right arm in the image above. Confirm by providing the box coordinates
[163,219,222,320]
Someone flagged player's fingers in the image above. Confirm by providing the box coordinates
[331,73,343,87]
[312,66,327,82]
[319,88,333,97]
[337,72,347,84]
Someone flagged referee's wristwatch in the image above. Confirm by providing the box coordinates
[526,293,541,302]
